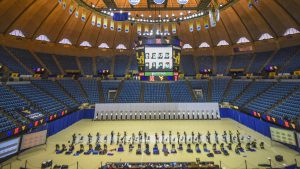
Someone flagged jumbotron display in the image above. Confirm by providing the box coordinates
[136,36,181,81]
[145,45,173,72]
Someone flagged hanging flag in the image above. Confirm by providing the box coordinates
[62,0,66,10]
[209,8,218,27]
[103,18,108,29]
[172,23,176,34]
[69,0,74,14]
[91,15,96,26]
[110,20,114,30]
[189,21,194,32]
[204,17,209,29]
[216,9,220,22]
[81,10,86,22]
[137,24,142,35]
[164,24,168,33]
[75,5,79,18]
[117,22,122,32]
[144,24,149,33]
[248,0,253,8]
[97,17,102,27]
[196,20,201,31]
[125,23,129,33]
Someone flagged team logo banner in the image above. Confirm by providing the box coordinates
[125,23,129,33]
[172,23,176,34]
[117,23,122,32]
[91,15,96,26]
[97,17,101,27]
[110,20,114,30]
[103,18,108,29]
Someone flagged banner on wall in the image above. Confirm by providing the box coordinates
[196,20,201,31]
[125,23,129,33]
[103,18,108,29]
[110,20,114,30]
[137,24,142,35]
[204,17,209,29]
[69,0,74,14]
[62,0,66,10]
[91,15,96,26]
[270,127,296,146]
[144,24,149,33]
[117,22,122,32]
[97,17,101,27]
[189,22,193,32]
[21,130,47,150]
[81,10,86,22]
[164,24,169,33]
[172,23,176,34]
[75,5,79,18]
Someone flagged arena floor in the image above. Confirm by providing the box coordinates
[2,119,300,169]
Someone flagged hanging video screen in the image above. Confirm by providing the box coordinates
[144,45,173,72]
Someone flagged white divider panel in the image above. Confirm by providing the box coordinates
[94,103,220,120]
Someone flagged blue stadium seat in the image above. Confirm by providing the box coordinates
[79,78,100,104]
[117,81,141,103]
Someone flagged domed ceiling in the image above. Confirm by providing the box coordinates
[0,0,299,49]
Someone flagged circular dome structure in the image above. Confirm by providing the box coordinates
[0,0,299,52]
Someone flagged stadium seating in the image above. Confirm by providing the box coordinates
[96,56,112,71]
[281,51,300,73]
[57,79,88,104]
[230,54,253,70]
[0,85,31,124]
[114,55,130,77]
[222,80,251,103]
[101,81,121,103]
[79,79,100,104]
[211,78,230,102]
[129,55,138,71]
[196,56,212,70]
[246,81,299,114]
[216,56,230,75]
[144,83,168,103]
[267,46,299,69]
[0,113,16,133]
[0,78,300,133]
[56,55,78,71]
[36,52,61,75]
[79,57,94,75]
[247,51,272,74]
[2,45,300,133]
[7,47,41,70]
[31,80,78,109]
[181,55,196,76]
[117,81,141,103]
[11,83,65,116]
[169,81,194,102]
[0,46,29,74]
[233,81,274,107]
[189,80,209,102]
[270,88,300,120]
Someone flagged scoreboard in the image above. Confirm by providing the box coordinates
[136,43,181,81]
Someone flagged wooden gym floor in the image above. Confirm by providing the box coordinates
[1,119,300,169]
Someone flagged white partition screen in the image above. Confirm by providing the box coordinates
[94,103,220,120]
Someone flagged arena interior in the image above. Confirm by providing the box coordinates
[1,0,300,169]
